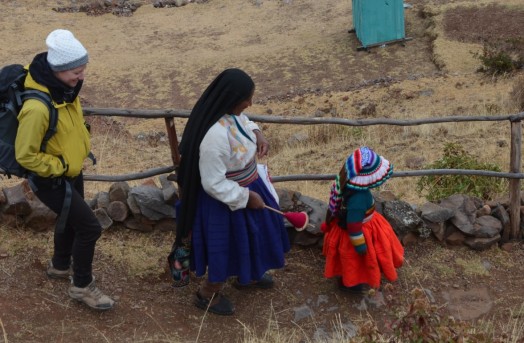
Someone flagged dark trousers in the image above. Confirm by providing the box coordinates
[31,173,102,288]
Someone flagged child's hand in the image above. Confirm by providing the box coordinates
[347,222,367,255]
[353,242,367,255]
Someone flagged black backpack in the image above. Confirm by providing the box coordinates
[0,64,58,178]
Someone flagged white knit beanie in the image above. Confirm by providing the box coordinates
[46,29,89,72]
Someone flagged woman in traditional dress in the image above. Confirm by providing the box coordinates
[169,68,290,315]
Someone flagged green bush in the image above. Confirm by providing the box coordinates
[416,143,507,201]
[473,39,523,75]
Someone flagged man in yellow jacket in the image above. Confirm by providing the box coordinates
[15,29,114,311]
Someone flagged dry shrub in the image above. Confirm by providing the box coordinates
[510,74,524,111]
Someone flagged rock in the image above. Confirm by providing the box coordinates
[276,188,295,211]
[96,192,110,210]
[491,205,510,241]
[446,230,466,246]
[24,198,56,231]
[449,210,476,236]
[500,242,516,252]
[464,235,500,250]
[2,181,32,216]
[124,214,155,232]
[476,204,491,217]
[375,190,397,202]
[108,181,130,202]
[154,218,176,232]
[442,287,493,320]
[420,201,455,223]
[127,192,141,215]
[107,201,129,222]
[425,220,447,241]
[292,229,322,247]
[439,195,477,236]
[473,216,502,238]
[382,199,424,237]
[94,208,113,230]
[141,178,158,188]
[87,197,97,210]
[158,174,178,205]
[293,304,313,322]
[129,185,176,220]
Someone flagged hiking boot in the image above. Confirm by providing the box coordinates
[233,272,274,290]
[194,291,235,316]
[46,261,72,280]
[68,277,115,311]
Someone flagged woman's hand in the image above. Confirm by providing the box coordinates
[247,190,265,209]
[253,129,269,158]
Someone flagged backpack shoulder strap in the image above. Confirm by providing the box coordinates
[21,90,58,152]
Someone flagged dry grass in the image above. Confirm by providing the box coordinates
[96,229,174,278]
[249,70,519,205]
[1,1,524,342]
[511,74,524,112]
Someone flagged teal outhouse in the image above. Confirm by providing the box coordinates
[351,0,407,49]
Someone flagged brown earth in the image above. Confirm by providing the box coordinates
[1,0,524,342]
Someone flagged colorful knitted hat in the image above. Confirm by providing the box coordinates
[46,29,89,72]
[326,146,393,219]
[344,146,393,190]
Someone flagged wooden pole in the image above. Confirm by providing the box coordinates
[508,120,522,240]
[164,117,182,185]
[164,117,181,167]
[264,204,284,215]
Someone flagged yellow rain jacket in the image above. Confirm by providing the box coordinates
[15,70,91,178]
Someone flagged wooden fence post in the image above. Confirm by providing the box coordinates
[164,117,181,167]
[164,117,181,183]
[508,120,522,240]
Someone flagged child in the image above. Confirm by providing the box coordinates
[321,147,404,293]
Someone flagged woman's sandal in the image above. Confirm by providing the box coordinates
[194,292,235,315]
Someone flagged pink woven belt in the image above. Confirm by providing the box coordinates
[226,159,258,186]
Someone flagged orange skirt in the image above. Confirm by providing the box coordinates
[322,212,404,288]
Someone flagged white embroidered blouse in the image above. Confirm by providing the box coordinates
[199,113,260,211]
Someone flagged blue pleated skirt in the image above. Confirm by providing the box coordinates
[190,177,290,284]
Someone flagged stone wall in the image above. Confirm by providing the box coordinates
[1,176,521,250]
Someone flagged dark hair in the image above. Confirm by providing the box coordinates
[175,68,255,245]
